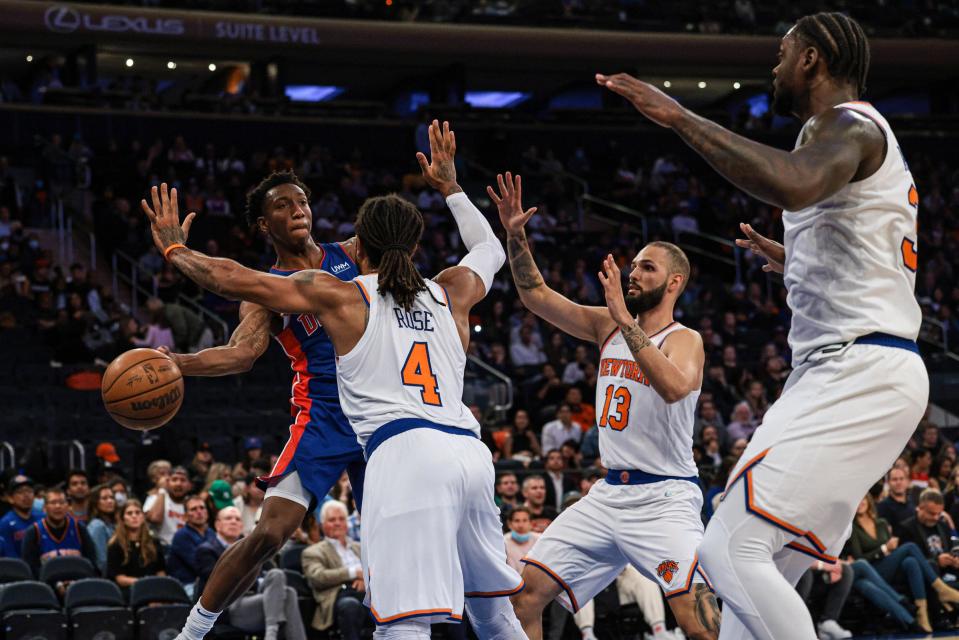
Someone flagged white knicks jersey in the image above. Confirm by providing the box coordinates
[595,322,699,477]
[335,273,480,449]
[783,101,921,365]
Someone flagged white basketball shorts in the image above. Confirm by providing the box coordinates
[522,477,709,612]
[361,427,523,626]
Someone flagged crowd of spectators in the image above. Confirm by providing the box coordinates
[2,118,959,635]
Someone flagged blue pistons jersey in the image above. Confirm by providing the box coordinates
[259,242,366,502]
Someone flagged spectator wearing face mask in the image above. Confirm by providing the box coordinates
[504,506,539,574]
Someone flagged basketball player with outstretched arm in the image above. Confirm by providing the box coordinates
[151,122,509,640]
[598,11,937,639]
[493,173,719,639]
[142,169,529,639]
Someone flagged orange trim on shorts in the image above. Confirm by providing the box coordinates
[725,447,770,493]
[370,606,458,624]
[521,557,580,612]
[664,553,701,599]
[696,564,715,591]
[727,450,832,556]
[786,541,838,563]
[465,580,525,598]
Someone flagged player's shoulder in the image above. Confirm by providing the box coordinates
[805,104,885,148]
[660,324,703,350]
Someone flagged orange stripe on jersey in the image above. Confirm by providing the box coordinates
[521,558,580,612]
[354,280,371,307]
[465,581,525,598]
[600,327,619,352]
[648,321,679,339]
[269,330,314,478]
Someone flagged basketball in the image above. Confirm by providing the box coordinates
[101,348,184,431]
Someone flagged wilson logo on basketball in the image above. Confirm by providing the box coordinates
[130,387,182,412]
[656,560,680,583]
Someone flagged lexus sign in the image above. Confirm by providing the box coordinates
[43,4,185,36]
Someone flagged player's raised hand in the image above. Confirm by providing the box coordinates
[598,254,634,328]
[416,119,461,197]
[140,183,196,254]
[736,222,785,274]
[488,172,537,235]
[596,73,685,128]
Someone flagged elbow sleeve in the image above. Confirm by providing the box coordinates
[446,192,506,293]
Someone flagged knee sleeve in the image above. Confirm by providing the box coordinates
[373,619,431,639]
[466,597,529,640]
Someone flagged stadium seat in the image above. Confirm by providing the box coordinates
[0,580,68,640]
[282,569,316,633]
[39,555,96,588]
[0,558,33,584]
[65,578,135,640]
[129,576,192,640]
[280,544,306,573]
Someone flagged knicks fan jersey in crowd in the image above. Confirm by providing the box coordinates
[596,322,699,477]
[269,242,360,456]
[783,101,921,364]
[335,273,480,449]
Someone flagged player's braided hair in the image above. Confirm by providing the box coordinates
[244,170,311,227]
[355,194,426,311]
[793,12,870,98]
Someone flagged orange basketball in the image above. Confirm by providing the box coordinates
[101,348,184,430]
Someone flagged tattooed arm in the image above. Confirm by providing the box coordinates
[159,302,274,376]
[489,173,614,344]
[596,73,882,211]
[598,255,704,403]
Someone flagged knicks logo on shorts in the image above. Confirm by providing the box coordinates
[656,560,680,584]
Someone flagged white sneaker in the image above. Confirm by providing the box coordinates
[652,630,674,640]
[581,628,598,640]
[672,629,686,639]
[817,619,852,640]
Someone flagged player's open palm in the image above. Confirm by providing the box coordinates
[736,222,785,274]
[416,119,458,193]
[140,183,196,254]
[488,172,537,234]
[598,254,633,328]
[596,73,684,128]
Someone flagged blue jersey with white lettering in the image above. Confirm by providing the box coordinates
[267,242,362,470]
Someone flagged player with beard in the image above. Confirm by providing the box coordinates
[495,174,718,640]
[597,12,927,640]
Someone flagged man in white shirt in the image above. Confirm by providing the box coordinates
[541,404,583,454]
[510,324,547,369]
[144,465,191,545]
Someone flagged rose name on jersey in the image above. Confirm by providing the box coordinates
[599,357,650,386]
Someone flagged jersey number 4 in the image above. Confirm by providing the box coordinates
[599,384,632,431]
[402,342,441,406]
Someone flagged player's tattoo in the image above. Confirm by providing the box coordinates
[156,225,185,248]
[169,250,220,293]
[620,322,653,360]
[506,231,545,291]
[672,111,804,210]
[692,584,721,633]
